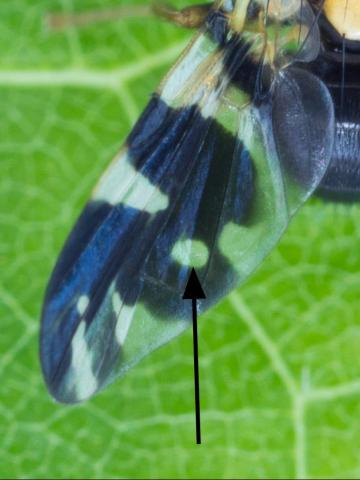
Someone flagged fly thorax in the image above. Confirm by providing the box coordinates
[223,0,321,68]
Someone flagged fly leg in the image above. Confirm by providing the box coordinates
[46,2,212,32]
[152,2,212,28]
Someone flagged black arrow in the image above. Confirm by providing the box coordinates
[183,268,206,445]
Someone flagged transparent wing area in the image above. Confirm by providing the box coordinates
[41,28,334,403]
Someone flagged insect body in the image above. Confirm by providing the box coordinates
[311,0,360,201]
[41,0,352,404]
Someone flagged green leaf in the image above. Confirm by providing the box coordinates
[2,1,360,478]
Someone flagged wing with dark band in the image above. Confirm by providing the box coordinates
[40,9,334,403]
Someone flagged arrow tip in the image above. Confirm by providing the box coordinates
[182,268,206,300]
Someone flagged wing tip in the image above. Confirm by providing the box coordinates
[42,366,99,405]
[40,320,100,405]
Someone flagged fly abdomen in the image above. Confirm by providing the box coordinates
[317,86,360,202]
[308,51,360,202]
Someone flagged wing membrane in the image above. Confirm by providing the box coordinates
[41,6,334,403]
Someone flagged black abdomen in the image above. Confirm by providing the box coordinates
[305,46,360,202]
[317,83,360,202]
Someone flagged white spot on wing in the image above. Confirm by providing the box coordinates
[199,62,229,119]
[171,238,209,268]
[77,295,89,316]
[174,58,227,120]
[71,321,97,401]
[112,292,135,345]
[200,87,222,119]
[93,151,168,214]
[160,34,217,104]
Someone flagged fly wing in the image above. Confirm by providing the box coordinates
[40,11,334,403]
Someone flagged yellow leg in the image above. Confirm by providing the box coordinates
[152,2,212,28]
[46,2,211,32]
